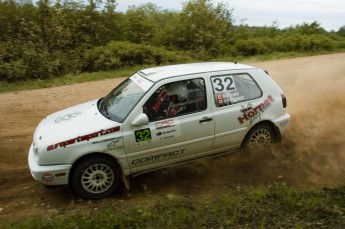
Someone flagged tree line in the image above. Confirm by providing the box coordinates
[1,0,345,82]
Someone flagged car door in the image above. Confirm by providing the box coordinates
[210,71,263,151]
[122,76,215,174]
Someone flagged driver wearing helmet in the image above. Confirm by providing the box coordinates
[165,82,188,117]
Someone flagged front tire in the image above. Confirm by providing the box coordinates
[71,156,120,199]
[243,124,275,147]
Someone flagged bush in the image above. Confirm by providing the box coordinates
[83,41,191,71]
[0,41,74,82]
[233,39,270,56]
[0,41,49,81]
[229,34,337,57]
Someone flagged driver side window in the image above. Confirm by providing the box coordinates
[143,78,207,122]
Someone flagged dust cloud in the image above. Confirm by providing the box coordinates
[211,54,345,188]
[270,63,345,187]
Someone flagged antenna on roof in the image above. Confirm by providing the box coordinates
[234,61,238,64]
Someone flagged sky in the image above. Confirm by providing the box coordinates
[115,0,345,31]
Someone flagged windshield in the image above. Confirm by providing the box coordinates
[99,75,153,122]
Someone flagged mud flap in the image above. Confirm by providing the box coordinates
[122,174,130,190]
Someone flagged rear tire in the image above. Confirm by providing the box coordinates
[71,156,120,199]
[243,124,275,147]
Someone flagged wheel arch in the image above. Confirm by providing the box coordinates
[241,120,281,147]
[68,152,129,190]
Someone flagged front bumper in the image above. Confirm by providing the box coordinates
[28,144,72,186]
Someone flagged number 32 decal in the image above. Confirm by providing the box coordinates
[212,76,236,92]
[135,128,152,142]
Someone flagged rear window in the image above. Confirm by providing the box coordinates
[211,73,262,107]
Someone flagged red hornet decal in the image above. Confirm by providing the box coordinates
[47,126,120,151]
[237,95,274,124]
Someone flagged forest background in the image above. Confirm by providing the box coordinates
[1,0,345,82]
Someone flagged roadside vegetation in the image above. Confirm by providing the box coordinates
[1,0,345,86]
[0,51,320,93]
[4,183,345,228]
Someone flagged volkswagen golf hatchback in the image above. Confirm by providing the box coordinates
[29,62,290,199]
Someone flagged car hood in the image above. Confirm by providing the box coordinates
[33,99,121,149]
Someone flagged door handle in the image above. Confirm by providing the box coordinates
[199,117,213,123]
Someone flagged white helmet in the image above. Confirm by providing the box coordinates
[167,83,188,102]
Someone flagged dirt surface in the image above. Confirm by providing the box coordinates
[1,53,345,223]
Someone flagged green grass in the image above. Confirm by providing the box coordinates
[1,50,344,94]
[3,184,345,228]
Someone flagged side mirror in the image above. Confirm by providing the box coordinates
[132,113,149,126]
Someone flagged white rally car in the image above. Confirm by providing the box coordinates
[28,62,290,199]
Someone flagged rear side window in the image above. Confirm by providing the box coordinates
[211,73,262,107]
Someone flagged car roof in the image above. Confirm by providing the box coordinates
[137,62,256,82]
